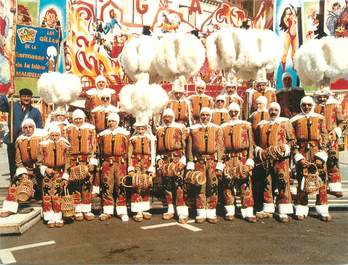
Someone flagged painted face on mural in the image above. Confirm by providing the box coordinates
[45,11,58,28]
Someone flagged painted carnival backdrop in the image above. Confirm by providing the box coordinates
[1,0,348,95]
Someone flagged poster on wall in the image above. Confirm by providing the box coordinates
[0,0,15,94]
[324,0,348,37]
[252,0,274,29]
[301,0,327,42]
[274,0,301,89]
[39,0,67,72]
[324,0,348,90]
[17,0,40,26]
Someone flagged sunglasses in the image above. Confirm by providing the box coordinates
[101,97,110,101]
[216,100,225,103]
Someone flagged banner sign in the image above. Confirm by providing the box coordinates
[40,0,67,72]
[15,25,59,78]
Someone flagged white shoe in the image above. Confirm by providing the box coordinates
[120,214,129,222]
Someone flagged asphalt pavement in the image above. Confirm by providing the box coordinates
[0,211,347,264]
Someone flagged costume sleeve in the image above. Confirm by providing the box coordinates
[216,127,225,162]
[286,121,296,147]
[247,125,254,160]
[127,138,135,172]
[319,118,329,151]
[186,129,193,163]
[15,141,24,169]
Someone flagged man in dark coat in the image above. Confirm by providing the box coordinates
[0,88,42,179]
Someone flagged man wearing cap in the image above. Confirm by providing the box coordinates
[85,75,117,119]
[0,119,46,217]
[166,80,191,126]
[0,88,42,180]
[156,108,189,223]
[314,88,345,198]
[276,73,305,118]
[220,103,257,222]
[186,107,224,223]
[127,116,156,222]
[98,112,130,221]
[187,80,214,124]
[254,102,296,222]
[211,95,230,126]
[63,109,98,221]
[90,90,119,133]
[38,124,70,228]
[291,96,331,221]
[248,96,270,133]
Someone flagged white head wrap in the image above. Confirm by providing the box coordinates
[162,108,175,118]
[107,112,120,124]
[95,75,107,85]
[21,118,36,129]
[72,109,86,120]
[256,96,268,109]
[300,96,315,113]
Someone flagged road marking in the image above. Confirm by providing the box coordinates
[141,220,202,232]
[0,240,55,264]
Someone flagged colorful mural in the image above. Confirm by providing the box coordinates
[64,0,274,85]
[0,0,15,94]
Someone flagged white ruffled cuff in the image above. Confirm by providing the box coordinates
[16,167,28,177]
[334,127,342,138]
[92,185,100,194]
[89,158,99,166]
[186,161,195,171]
[147,166,155,173]
[128,166,135,172]
[294,153,305,163]
[284,144,291,157]
[315,151,328,162]
[62,172,69,180]
[245,159,254,168]
[179,156,187,165]
[40,165,48,176]
[216,162,224,171]
[255,146,262,156]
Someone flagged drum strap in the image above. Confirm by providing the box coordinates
[307,118,312,141]
[27,140,33,162]
[141,138,144,154]
[53,142,57,167]
[229,127,233,150]
[104,112,108,130]
[266,124,272,147]
[78,129,82,153]
[199,96,202,113]
[220,112,224,124]
[178,102,182,121]
[111,134,115,156]
[163,127,169,150]
[204,127,209,153]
